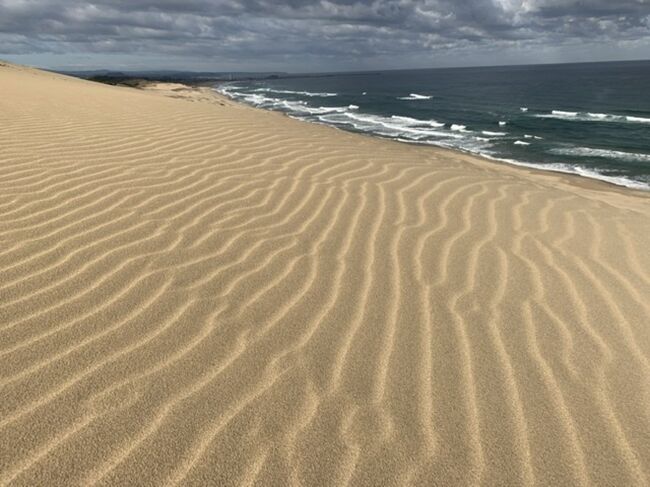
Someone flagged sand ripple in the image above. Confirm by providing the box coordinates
[1,64,650,486]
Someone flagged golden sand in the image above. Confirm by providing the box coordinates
[1,62,649,486]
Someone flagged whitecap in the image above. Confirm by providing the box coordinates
[391,115,445,128]
[627,116,650,123]
[397,93,433,100]
[549,147,650,163]
[216,86,648,190]
[319,112,463,140]
[534,111,650,124]
[251,88,338,97]
[552,110,578,117]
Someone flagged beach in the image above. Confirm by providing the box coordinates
[216,62,650,191]
[1,62,649,485]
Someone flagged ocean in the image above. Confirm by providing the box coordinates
[216,61,650,190]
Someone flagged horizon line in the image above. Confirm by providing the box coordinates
[26,56,650,76]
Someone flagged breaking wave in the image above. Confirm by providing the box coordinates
[216,83,649,191]
[535,110,650,124]
[397,93,433,100]
[251,87,338,97]
[549,147,650,163]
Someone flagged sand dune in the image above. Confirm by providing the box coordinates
[1,62,649,486]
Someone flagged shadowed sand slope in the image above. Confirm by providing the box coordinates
[1,62,649,486]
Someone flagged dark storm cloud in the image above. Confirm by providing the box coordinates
[0,0,648,68]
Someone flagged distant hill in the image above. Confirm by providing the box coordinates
[55,69,287,85]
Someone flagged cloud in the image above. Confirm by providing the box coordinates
[0,0,648,70]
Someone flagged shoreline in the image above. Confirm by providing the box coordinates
[142,81,650,214]
[188,83,650,205]
[208,82,650,195]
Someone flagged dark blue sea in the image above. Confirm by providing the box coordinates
[217,61,650,190]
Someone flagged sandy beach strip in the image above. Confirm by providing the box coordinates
[1,62,649,486]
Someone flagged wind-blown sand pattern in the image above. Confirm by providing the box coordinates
[1,62,649,486]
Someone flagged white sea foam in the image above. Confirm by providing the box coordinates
[219,88,350,115]
[499,121,507,126]
[216,85,648,191]
[627,116,650,123]
[242,93,282,105]
[478,154,649,190]
[318,111,465,141]
[535,110,650,124]
[402,136,494,155]
[391,115,445,127]
[408,137,645,190]
[549,147,650,163]
[514,140,530,146]
[520,107,528,112]
[215,86,241,97]
[450,124,467,132]
[553,110,578,117]
[397,93,433,100]
[535,113,583,121]
[292,104,350,115]
[346,113,459,137]
[251,88,338,97]
[348,104,359,110]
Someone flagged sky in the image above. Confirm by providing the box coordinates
[1,0,649,73]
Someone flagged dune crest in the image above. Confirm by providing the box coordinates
[1,64,649,486]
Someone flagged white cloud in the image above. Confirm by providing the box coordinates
[1,0,648,70]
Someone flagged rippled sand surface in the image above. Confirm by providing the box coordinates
[1,62,649,486]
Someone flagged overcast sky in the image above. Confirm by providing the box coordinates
[1,0,649,72]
